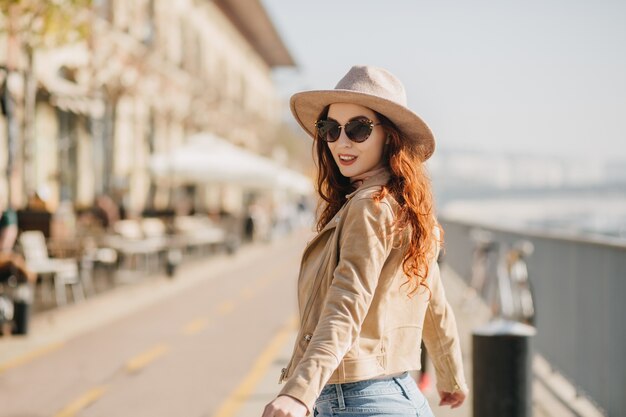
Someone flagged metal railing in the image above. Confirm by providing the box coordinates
[440,217,626,417]
[462,229,536,326]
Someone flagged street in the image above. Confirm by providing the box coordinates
[0,232,307,417]
[0,229,585,417]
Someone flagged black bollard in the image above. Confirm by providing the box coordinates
[12,283,33,335]
[472,319,536,417]
[12,300,30,334]
[165,249,182,278]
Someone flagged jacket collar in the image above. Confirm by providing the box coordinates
[302,168,391,255]
[345,168,391,200]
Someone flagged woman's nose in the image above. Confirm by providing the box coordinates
[336,129,352,146]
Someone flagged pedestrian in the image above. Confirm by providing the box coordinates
[0,207,18,253]
[262,65,468,417]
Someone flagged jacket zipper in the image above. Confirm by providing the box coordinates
[279,366,288,384]
[280,220,340,384]
[280,252,332,384]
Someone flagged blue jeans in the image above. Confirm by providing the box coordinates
[313,372,435,417]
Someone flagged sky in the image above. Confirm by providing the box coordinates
[261,0,626,162]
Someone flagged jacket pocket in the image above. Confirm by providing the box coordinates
[341,354,386,380]
[385,325,423,355]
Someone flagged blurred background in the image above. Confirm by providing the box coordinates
[0,1,623,416]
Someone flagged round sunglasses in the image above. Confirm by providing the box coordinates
[315,116,382,143]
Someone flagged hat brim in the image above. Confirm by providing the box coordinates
[290,89,435,161]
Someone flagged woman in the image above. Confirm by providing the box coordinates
[262,66,468,417]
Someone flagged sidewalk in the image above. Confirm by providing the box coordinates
[0,237,289,373]
[0,234,596,417]
[238,264,575,417]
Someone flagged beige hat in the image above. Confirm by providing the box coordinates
[290,65,435,160]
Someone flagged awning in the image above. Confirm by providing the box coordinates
[50,94,105,117]
[149,133,313,194]
[35,43,105,117]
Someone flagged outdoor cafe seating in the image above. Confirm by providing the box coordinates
[18,230,86,306]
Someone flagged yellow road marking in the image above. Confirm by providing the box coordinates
[217,300,235,315]
[126,344,170,373]
[53,385,108,417]
[0,341,65,374]
[182,317,210,335]
[211,315,297,417]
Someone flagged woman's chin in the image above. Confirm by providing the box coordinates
[338,166,357,178]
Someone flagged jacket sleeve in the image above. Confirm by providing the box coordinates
[422,238,469,393]
[278,197,395,413]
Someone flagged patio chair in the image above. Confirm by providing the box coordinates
[102,219,166,274]
[18,230,84,306]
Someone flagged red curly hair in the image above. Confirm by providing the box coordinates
[313,106,442,297]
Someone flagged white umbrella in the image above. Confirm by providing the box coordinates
[150,133,312,193]
[276,167,315,195]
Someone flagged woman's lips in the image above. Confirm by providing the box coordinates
[338,154,357,166]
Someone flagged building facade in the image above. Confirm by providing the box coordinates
[0,0,295,219]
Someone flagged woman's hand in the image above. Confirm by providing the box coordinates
[438,389,467,409]
[262,395,308,417]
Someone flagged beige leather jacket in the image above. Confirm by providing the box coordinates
[278,169,468,413]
